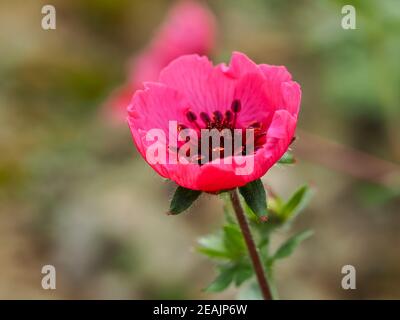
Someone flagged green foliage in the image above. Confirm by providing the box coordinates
[204,265,236,292]
[198,221,253,292]
[198,223,246,261]
[272,230,314,261]
[239,179,268,221]
[198,183,314,298]
[197,234,232,259]
[169,186,201,215]
[223,225,246,259]
[280,185,314,221]
[204,263,253,293]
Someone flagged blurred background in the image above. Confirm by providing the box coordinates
[0,0,399,299]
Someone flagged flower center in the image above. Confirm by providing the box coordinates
[177,99,267,165]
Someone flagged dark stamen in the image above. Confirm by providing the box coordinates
[213,111,223,123]
[200,112,211,126]
[186,110,202,130]
[186,111,197,122]
[178,99,267,165]
[224,110,233,124]
[231,99,241,113]
[231,100,241,127]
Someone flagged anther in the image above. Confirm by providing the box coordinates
[213,111,223,123]
[231,99,241,113]
[186,110,197,122]
[224,110,233,124]
[200,112,211,125]
[231,100,241,127]
[186,110,202,130]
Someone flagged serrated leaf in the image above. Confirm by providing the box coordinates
[223,224,246,258]
[239,179,268,221]
[197,234,231,259]
[204,266,235,292]
[280,185,313,220]
[197,247,231,259]
[169,186,201,215]
[205,262,253,293]
[273,230,313,260]
[278,152,296,164]
[234,264,253,286]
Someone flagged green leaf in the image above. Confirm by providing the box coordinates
[242,202,259,222]
[280,185,313,220]
[204,266,236,292]
[268,195,284,215]
[278,152,296,164]
[205,263,253,292]
[197,234,231,260]
[234,264,253,286]
[223,224,246,258]
[197,247,230,259]
[272,230,313,260]
[169,186,201,215]
[239,179,268,221]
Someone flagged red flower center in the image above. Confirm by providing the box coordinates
[177,99,267,165]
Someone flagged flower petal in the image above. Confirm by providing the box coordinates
[128,82,188,133]
[281,81,301,118]
[259,64,292,83]
[233,73,272,127]
[259,64,293,110]
[159,54,235,114]
[127,51,301,192]
[196,161,248,191]
[224,51,262,78]
[262,109,297,163]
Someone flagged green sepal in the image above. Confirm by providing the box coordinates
[239,179,268,222]
[169,186,201,215]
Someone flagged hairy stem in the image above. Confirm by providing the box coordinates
[229,189,272,300]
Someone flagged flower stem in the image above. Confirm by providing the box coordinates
[229,189,272,300]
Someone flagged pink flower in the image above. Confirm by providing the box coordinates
[127,52,301,192]
[104,0,216,122]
